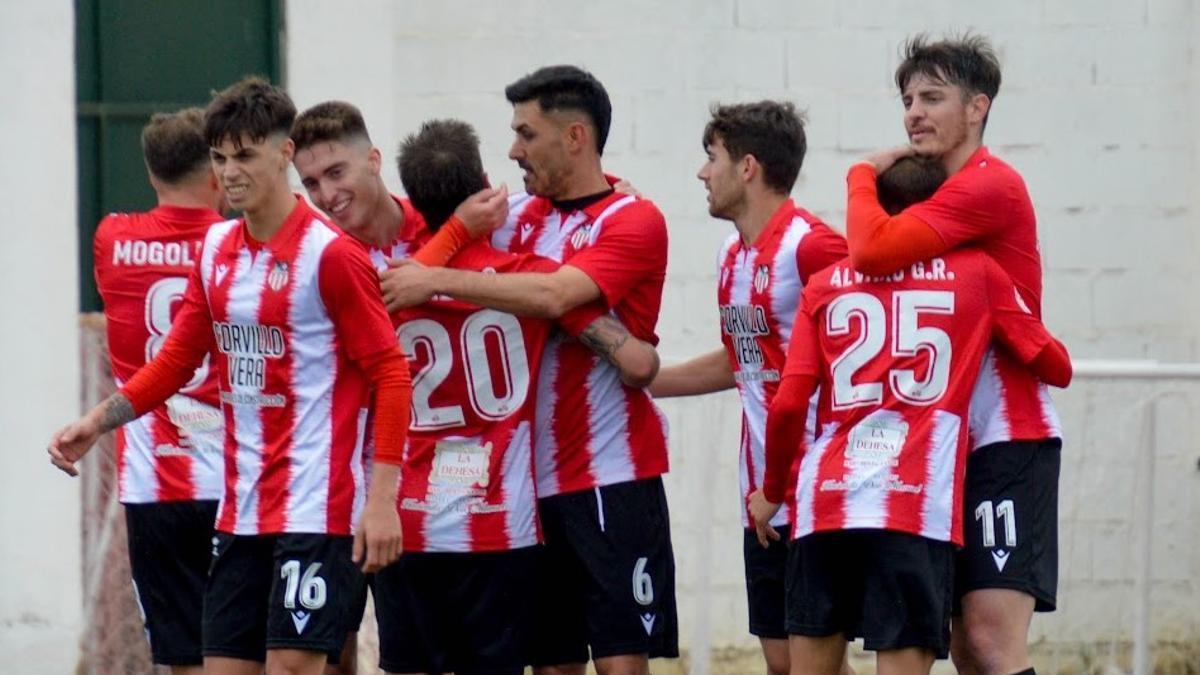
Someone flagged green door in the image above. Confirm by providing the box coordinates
[76,0,282,311]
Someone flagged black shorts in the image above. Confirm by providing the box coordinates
[955,438,1061,613]
[786,529,954,659]
[533,477,679,665]
[374,547,539,675]
[203,532,358,661]
[743,525,791,640]
[125,500,218,666]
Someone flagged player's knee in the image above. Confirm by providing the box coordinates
[534,665,588,675]
[592,654,650,675]
[950,630,978,675]
[763,652,789,675]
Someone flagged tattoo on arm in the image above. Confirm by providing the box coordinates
[578,315,632,363]
[98,394,136,433]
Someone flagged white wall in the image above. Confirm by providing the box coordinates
[0,2,82,670]
[294,0,1196,665]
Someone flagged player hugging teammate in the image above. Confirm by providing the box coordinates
[49,31,1072,675]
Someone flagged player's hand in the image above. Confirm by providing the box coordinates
[860,145,915,174]
[380,259,437,313]
[454,184,509,237]
[613,178,642,198]
[47,416,102,477]
[747,489,782,548]
[353,501,402,573]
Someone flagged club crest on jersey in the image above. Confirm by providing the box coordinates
[267,261,290,291]
[753,265,770,294]
[570,224,592,250]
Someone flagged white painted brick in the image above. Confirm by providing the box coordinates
[735,0,836,29]
[784,30,894,92]
[390,0,546,36]
[987,27,1099,90]
[835,91,911,151]
[1043,208,1195,272]
[836,0,953,31]
[1041,269,1095,336]
[1045,0,1148,26]
[1147,0,1194,25]
[1090,27,1191,87]
[683,32,786,92]
[1092,269,1194,330]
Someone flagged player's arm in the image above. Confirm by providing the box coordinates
[571,313,661,389]
[49,267,214,477]
[983,259,1073,388]
[648,348,734,398]
[845,163,947,276]
[386,262,602,318]
[319,239,413,572]
[795,226,849,284]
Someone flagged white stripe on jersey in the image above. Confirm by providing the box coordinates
[585,354,635,487]
[284,224,339,531]
[501,420,538,549]
[968,349,1008,449]
[794,423,837,538]
[225,244,271,534]
[920,411,960,541]
[769,218,810,347]
[532,337,563,496]
[120,409,160,503]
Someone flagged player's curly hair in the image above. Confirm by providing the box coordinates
[203,76,296,149]
[702,100,807,194]
[291,101,371,151]
[141,107,210,184]
[505,65,612,155]
[397,119,487,230]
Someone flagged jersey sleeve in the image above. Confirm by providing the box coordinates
[982,257,1055,364]
[555,301,607,338]
[92,215,115,297]
[905,169,1015,248]
[318,236,401,360]
[565,201,668,309]
[795,226,847,285]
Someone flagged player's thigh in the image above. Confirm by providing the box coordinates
[265,534,357,660]
[789,634,848,675]
[204,533,274,662]
[569,478,679,661]
[743,525,791,641]
[955,439,1061,613]
[124,500,217,666]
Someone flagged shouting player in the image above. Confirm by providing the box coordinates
[649,101,845,675]
[749,156,1072,675]
[846,35,1064,675]
[49,77,412,675]
[380,66,676,675]
[90,107,225,675]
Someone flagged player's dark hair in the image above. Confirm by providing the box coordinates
[505,65,612,155]
[702,101,807,194]
[141,107,210,184]
[896,33,1001,128]
[876,156,947,215]
[291,101,371,151]
[204,76,296,149]
[397,119,487,231]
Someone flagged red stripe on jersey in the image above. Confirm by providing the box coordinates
[548,343,600,494]
[152,416,194,501]
[255,252,298,535]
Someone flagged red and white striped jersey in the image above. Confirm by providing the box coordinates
[716,200,846,528]
[94,205,225,504]
[491,189,669,497]
[391,240,600,552]
[906,147,1061,448]
[171,197,400,535]
[785,251,1058,545]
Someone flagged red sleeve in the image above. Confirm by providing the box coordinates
[795,225,848,285]
[845,164,948,276]
[565,201,668,309]
[982,258,1072,387]
[92,216,114,294]
[905,165,1013,248]
[411,215,473,268]
[357,346,411,466]
[763,373,817,503]
[556,301,606,338]
[318,237,401,360]
[119,263,215,414]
